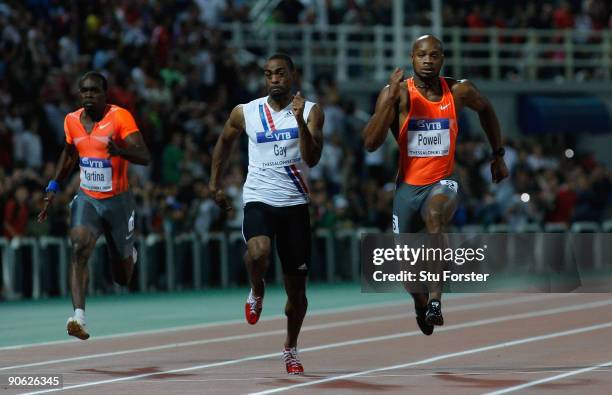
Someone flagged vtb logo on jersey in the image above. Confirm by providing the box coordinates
[413,118,449,131]
[257,127,299,143]
[80,157,110,168]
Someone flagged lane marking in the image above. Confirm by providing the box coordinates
[0,298,416,351]
[248,322,612,394]
[94,368,612,384]
[1,295,555,370]
[53,369,612,386]
[16,299,612,394]
[354,369,612,378]
[3,294,565,351]
[482,360,612,395]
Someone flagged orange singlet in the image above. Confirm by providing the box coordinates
[398,77,459,186]
[64,105,139,199]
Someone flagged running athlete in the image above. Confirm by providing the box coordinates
[210,54,324,374]
[363,35,508,335]
[38,72,151,340]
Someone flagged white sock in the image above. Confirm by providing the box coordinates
[74,308,86,324]
[132,247,137,264]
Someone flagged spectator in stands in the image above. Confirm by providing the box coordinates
[162,132,185,185]
[13,119,43,170]
[553,0,575,29]
[0,119,12,171]
[192,180,221,238]
[275,0,306,24]
[3,185,29,239]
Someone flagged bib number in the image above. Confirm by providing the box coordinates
[254,128,301,168]
[79,157,112,192]
[407,119,451,157]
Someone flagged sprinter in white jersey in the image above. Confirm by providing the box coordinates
[210,54,324,375]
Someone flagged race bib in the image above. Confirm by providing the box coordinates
[253,127,301,168]
[79,157,112,192]
[407,118,451,157]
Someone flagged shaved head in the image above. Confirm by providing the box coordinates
[411,34,445,81]
[412,35,444,54]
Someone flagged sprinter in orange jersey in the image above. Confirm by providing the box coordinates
[363,35,508,335]
[38,71,150,340]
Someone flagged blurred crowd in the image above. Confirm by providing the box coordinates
[1,0,612,243]
[271,0,611,31]
[272,0,612,80]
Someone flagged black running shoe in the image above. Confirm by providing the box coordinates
[416,306,434,336]
[425,299,444,326]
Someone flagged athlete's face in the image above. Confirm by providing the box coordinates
[411,39,444,79]
[79,77,106,113]
[264,59,293,100]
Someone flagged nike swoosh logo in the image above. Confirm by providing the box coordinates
[440,104,450,110]
[99,122,112,129]
[125,233,133,240]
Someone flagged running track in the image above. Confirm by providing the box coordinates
[1,292,611,394]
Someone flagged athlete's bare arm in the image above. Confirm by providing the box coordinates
[363,68,405,151]
[293,92,324,167]
[37,142,79,223]
[53,143,79,183]
[452,79,509,183]
[210,104,245,211]
[107,132,151,165]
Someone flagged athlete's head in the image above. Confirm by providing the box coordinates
[264,53,295,101]
[411,35,444,80]
[78,71,107,114]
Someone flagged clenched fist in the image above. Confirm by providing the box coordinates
[388,67,405,101]
[292,91,305,123]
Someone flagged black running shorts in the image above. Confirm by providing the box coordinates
[242,202,311,276]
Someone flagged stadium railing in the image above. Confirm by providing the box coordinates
[0,222,608,300]
[220,23,611,83]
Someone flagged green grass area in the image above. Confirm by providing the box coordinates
[0,282,410,348]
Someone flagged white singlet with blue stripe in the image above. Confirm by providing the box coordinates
[242,96,315,207]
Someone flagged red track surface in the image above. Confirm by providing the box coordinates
[2,294,611,394]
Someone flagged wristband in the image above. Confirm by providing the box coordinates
[45,180,60,193]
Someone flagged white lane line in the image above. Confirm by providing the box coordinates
[1,294,563,351]
[355,369,612,378]
[103,368,612,383]
[248,322,612,395]
[0,298,418,351]
[482,360,612,395]
[52,369,612,387]
[16,299,612,394]
[0,295,556,371]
